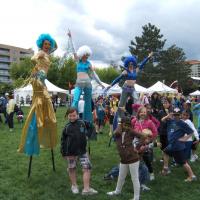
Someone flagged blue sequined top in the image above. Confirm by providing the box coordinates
[110,56,150,86]
[77,60,91,73]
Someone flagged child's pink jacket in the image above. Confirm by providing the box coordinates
[131,117,158,138]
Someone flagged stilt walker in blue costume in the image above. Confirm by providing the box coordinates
[105,52,153,130]
[67,31,104,123]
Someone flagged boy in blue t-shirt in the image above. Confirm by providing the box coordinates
[163,107,196,182]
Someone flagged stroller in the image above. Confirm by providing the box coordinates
[16,106,24,123]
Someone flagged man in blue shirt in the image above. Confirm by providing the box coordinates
[0,94,8,123]
[163,107,196,182]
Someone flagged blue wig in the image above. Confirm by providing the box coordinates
[124,55,137,69]
[36,33,56,51]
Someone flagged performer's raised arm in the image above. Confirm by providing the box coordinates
[67,30,78,60]
[138,52,153,71]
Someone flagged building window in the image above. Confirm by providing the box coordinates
[0,56,10,62]
[0,48,9,54]
[0,63,9,69]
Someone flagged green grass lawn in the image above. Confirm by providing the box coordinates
[1,107,200,200]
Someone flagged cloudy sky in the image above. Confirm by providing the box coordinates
[1,0,200,65]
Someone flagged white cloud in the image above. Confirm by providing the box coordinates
[1,0,200,62]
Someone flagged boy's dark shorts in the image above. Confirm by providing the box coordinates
[191,138,198,150]
[159,135,168,151]
[172,150,186,165]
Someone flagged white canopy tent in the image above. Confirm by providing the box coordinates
[71,80,147,96]
[191,77,200,81]
[135,84,147,93]
[71,80,121,96]
[146,81,177,93]
[14,79,68,105]
[189,90,200,96]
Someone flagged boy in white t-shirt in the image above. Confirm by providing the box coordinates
[181,110,199,161]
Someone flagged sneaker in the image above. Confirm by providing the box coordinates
[141,184,151,191]
[161,168,171,176]
[150,173,155,181]
[194,154,198,160]
[171,160,177,167]
[107,190,120,196]
[104,174,114,180]
[71,185,79,194]
[82,188,98,195]
[184,176,197,182]
[190,155,196,162]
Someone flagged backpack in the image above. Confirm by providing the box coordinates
[104,166,119,180]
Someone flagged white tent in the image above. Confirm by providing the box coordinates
[71,80,122,96]
[146,81,177,93]
[189,90,200,96]
[14,79,68,105]
[71,80,147,96]
[191,77,200,81]
[135,84,147,93]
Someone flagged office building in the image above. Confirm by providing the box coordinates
[186,60,200,78]
[0,44,34,83]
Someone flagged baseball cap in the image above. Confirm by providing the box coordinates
[173,107,181,115]
[186,100,191,104]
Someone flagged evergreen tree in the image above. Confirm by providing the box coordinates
[158,45,191,92]
[129,23,166,86]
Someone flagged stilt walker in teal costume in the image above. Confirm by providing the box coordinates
[67,31,104,123]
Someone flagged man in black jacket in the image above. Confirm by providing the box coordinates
[61,107,98,195]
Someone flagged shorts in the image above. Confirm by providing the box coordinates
[191,138,198,150]
[159,135,168,151]
[184,141,193,160]
[64,153,92,170]
[172,150,186,165]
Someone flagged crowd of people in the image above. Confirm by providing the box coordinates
[0,93,24,131]
[1,32,198,200]
[61,91,200,199]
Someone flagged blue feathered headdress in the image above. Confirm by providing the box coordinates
[36,33,57,52]
[124,55,137,69]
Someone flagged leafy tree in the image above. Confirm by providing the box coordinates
[95,67,120,84]
[47,56,60,85]
[57,57,76,90]
[0,83,14,94]
[9,57,33,82]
